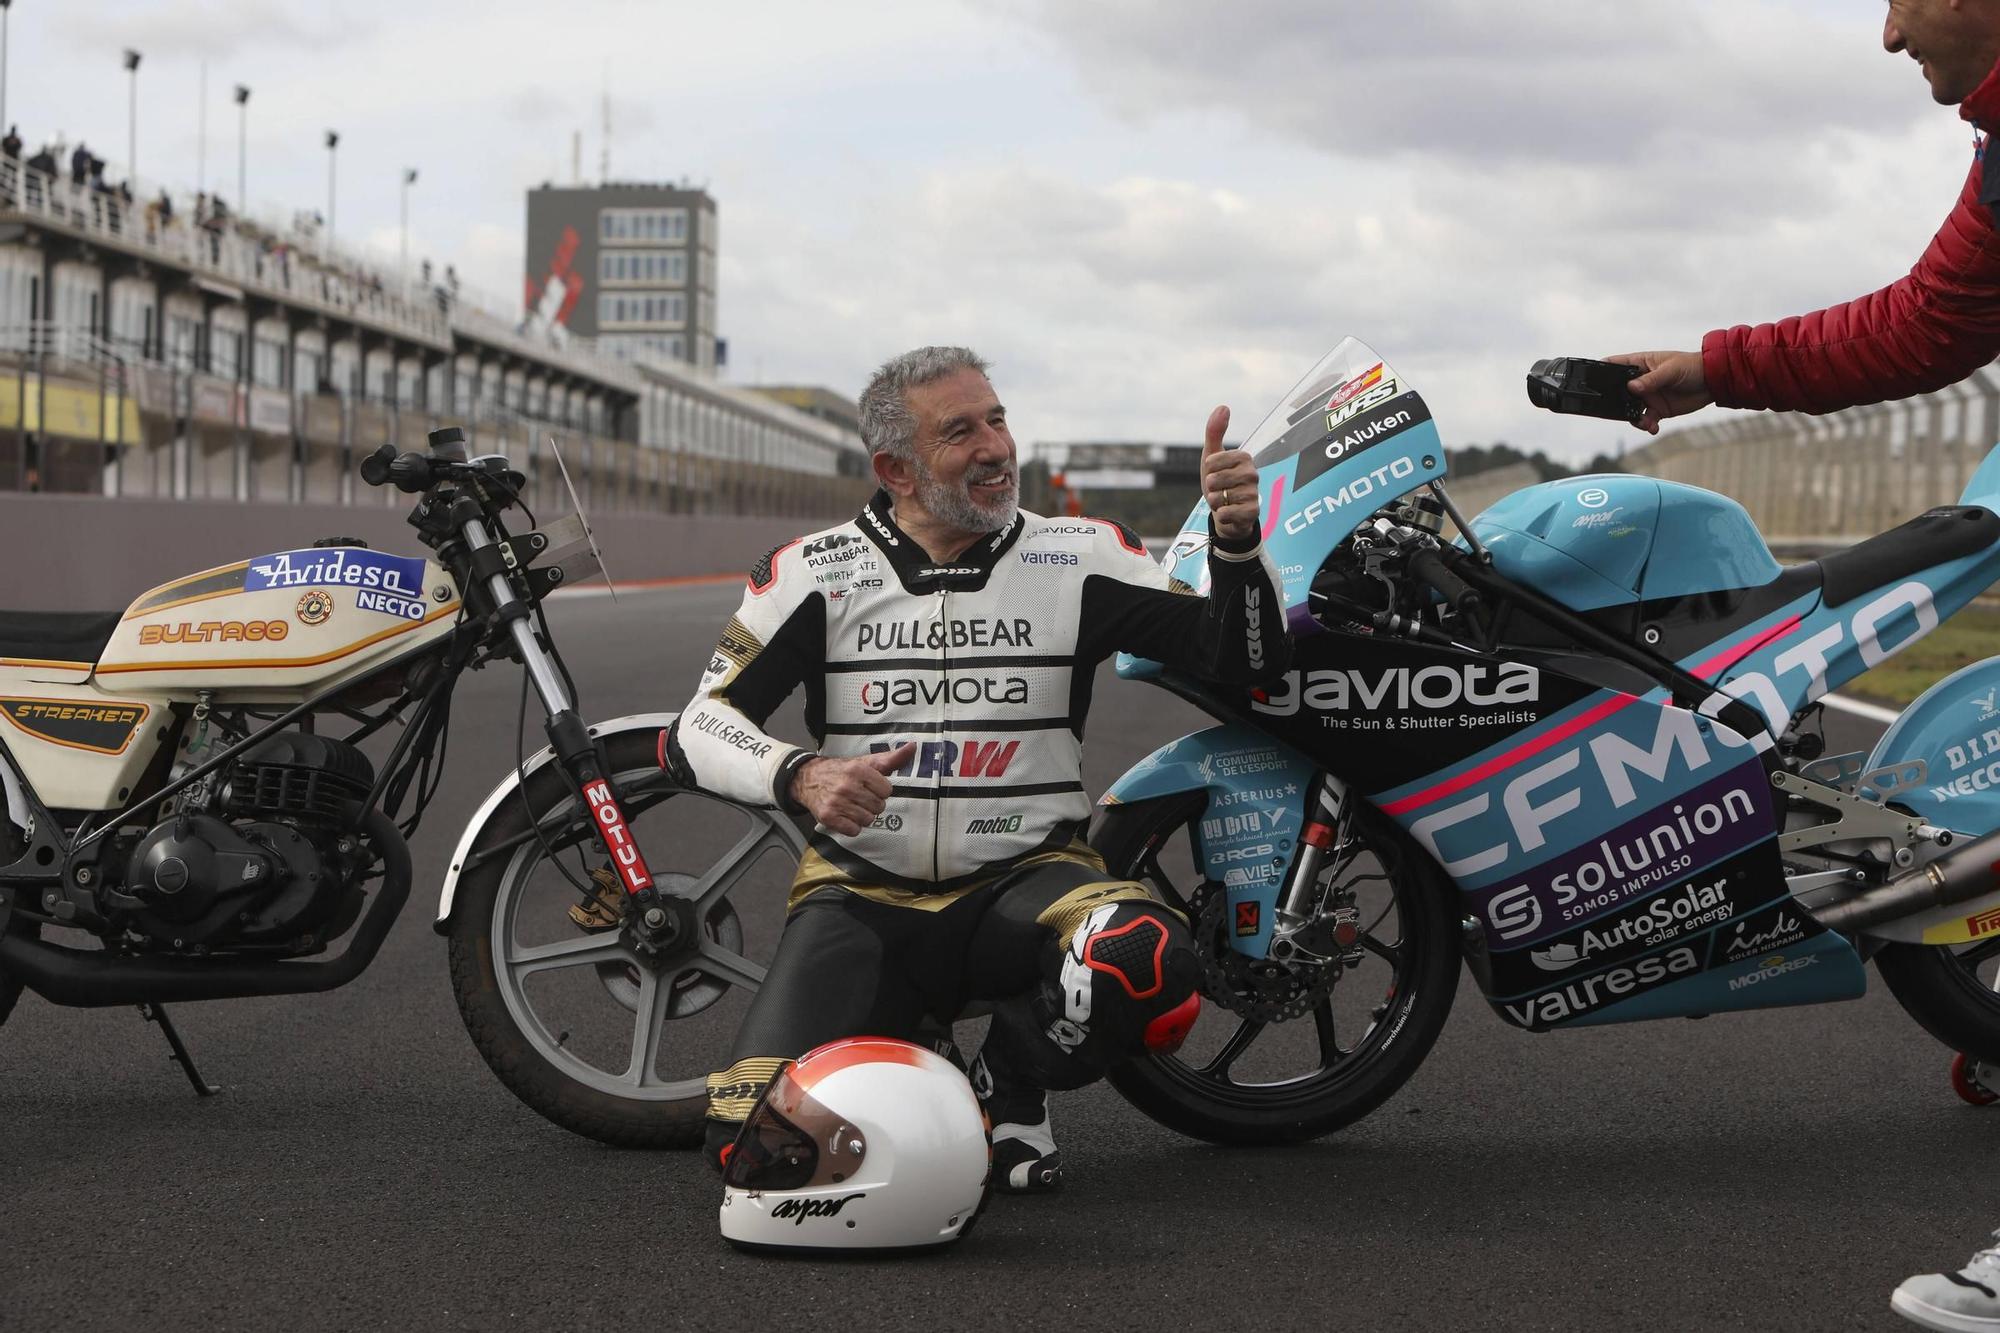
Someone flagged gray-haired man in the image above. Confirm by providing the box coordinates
[663,346,1289,1190]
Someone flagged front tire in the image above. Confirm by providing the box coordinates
[447,731,800,1148]
[1093,793,1460,1146]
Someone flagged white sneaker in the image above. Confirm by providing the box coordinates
[1894,1233,2000,1332]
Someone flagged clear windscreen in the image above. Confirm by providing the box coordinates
[1146,337,1450,642]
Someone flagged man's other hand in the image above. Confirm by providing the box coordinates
[1200,405,1259,544]
[791,743,917,836]
[1606,350,1713,435]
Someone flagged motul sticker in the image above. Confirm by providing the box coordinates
[582,779,655,892]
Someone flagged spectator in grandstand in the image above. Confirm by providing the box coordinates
[1607,4,2000,438]
[2,127,21,160]
[25,145,54,177]
[68,142,90,187]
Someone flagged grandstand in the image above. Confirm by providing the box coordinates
[0,153,870,518]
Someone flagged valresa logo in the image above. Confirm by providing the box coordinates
[1503,946,1700,1027]
[244,547,426,597]
[860,675,1029,715]
[1253,663,1538,715]
[870,738,1020,779]
[1020,550,1079,566]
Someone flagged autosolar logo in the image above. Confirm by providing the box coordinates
[244,548,426,597]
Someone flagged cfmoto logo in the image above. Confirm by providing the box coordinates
[1576,488,1610,508]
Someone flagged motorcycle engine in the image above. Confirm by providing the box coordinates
[121,734,377,952]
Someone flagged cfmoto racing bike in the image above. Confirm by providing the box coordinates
[1090,338,2000,1142]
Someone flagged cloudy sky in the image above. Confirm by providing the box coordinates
[15,0,1966,461]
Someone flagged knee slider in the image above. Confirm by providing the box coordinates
[1045,902,1199,1060]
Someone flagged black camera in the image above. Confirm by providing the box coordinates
[1526,357,1645,423]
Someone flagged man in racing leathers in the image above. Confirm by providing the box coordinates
[662,345,1288,1192]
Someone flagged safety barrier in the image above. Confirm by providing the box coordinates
[1621,366,2000,540]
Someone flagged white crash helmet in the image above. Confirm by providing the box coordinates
[719,1037,990,1253]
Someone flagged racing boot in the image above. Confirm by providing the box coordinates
[969,1048,1061,1194]
[1893,1231,2000,1331]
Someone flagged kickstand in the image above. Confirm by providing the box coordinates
[138,1002,220,1097]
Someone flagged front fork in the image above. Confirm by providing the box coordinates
[460,513,674,953]
[1264,774,1362,966]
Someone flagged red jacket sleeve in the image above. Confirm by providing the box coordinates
[1701,156,2000,413]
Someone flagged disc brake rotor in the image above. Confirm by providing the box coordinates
[589,871,745,1019]
[1189,881,1340,1023]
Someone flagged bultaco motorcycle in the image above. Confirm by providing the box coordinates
[0,427,759,1143]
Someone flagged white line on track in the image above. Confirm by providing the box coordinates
[1822,693,1900,725]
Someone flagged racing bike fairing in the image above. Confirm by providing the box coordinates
[1099,725,1320,958]
[1158,339,1448,637]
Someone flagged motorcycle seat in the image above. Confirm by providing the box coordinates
[1815,506,2000,608]
[0,610,124,666]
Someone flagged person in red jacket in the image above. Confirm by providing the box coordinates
[1611,2,2000,435]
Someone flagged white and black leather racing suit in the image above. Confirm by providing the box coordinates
[662,490,1290,1161]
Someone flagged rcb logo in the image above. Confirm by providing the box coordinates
[295,590,335,626]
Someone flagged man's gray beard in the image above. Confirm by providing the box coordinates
[916,468,1018,534]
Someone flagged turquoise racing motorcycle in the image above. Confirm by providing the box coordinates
[1091,337,2000,1143]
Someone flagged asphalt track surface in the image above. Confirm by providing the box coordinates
[3,581,1990,1333]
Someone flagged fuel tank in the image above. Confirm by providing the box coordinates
[93,545,462,700]
[1470,474,1782,611]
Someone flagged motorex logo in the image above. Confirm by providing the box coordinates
[245,548,426,597]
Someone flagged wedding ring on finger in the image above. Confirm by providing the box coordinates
[1220,488,1231,506]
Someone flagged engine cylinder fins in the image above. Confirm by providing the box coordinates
[224,733,376,823]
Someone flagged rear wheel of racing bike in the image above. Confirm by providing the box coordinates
[1093,793,1460,1146]
[448,731,799,1148]
[1875,937,2000,1065]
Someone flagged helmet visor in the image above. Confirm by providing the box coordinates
[721,1062,869,1193]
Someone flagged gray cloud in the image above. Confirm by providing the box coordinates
[1005,0,1921,166]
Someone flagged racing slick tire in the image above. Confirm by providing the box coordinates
[1876,939,2000,1066]
[1092,793,1459,1146]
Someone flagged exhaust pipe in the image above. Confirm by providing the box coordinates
[1813,826,2000,936]
[0,810,411,1009]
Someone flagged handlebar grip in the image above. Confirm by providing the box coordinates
[1408,547,1482,617]
[358,443,395,487]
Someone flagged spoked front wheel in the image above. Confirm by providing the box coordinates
[447,731,801,1147]
[1093,793,1460,1146]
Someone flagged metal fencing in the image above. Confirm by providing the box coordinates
[1621,367,2000,541]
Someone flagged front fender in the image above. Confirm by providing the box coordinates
[432,711,680,933]
[1862,660,2000,944]
[1099,723,1324,956]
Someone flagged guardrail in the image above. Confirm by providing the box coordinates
[1623,366,2000,540]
